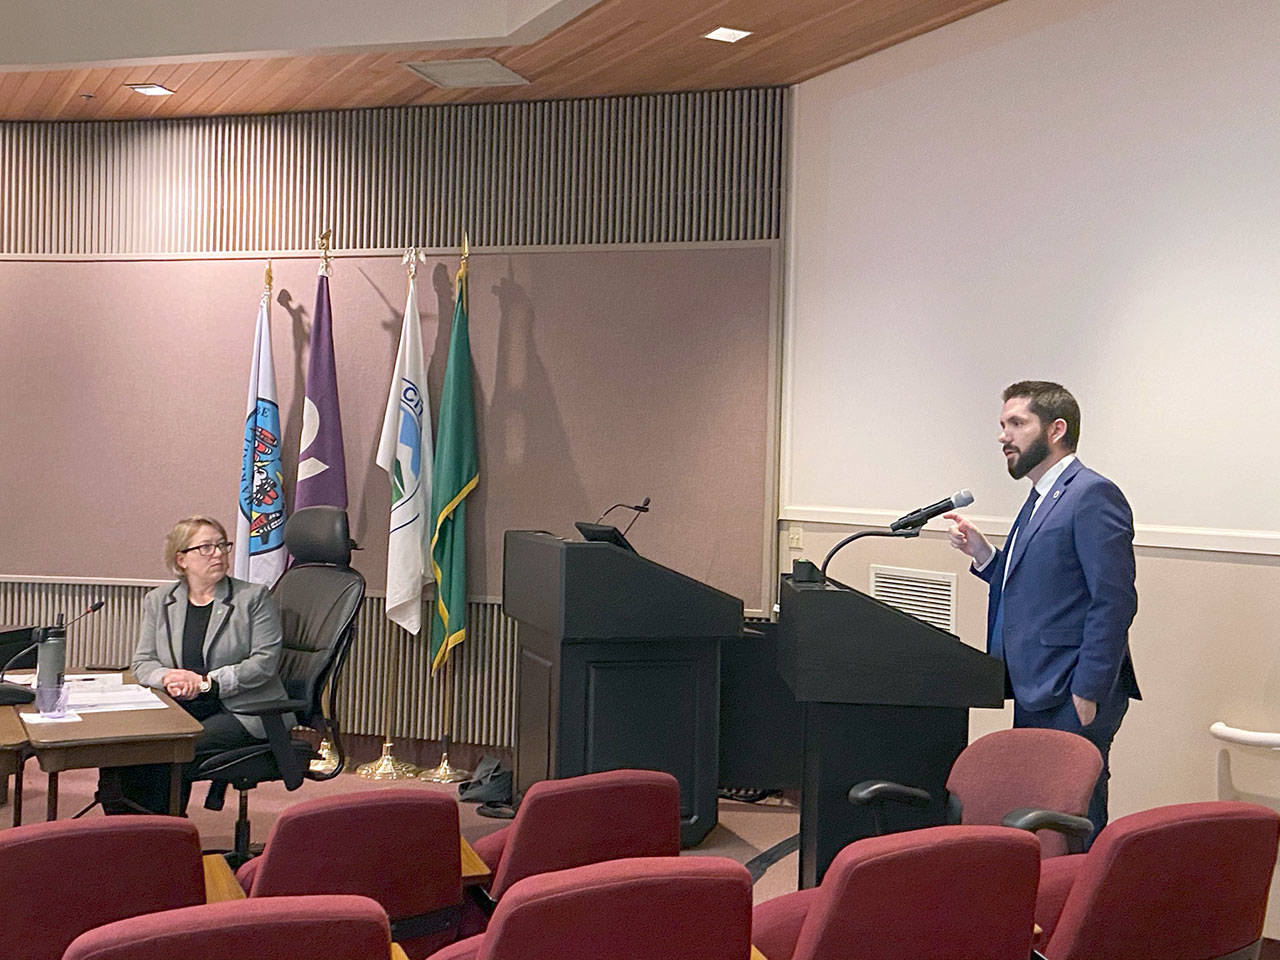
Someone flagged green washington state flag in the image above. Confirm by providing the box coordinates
[429,253,479,671]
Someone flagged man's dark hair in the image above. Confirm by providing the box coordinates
[1003,381,1080,451]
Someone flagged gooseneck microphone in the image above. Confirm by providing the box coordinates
[889,490,974,532]
[818,490,976,581]
[595,497,651,525]
[619,497,651,537]
[0,600,105,706]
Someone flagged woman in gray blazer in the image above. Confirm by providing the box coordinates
[102,515,293,815]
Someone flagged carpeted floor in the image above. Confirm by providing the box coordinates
[9,763,803,904]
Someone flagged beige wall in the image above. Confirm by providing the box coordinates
[782,522,1280,931]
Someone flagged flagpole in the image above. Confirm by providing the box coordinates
[359,246,434,781]
[421,232,473,784]
[356,624,423,780]
[419,618,469,783]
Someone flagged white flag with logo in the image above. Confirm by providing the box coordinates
[377,278,434,633]
[234,293,287,586]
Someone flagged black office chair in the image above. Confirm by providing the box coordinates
[195,506,365,864]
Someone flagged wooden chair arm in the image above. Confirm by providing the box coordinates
[203,853,247,902]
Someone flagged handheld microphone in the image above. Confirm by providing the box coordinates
[889,490,975,532]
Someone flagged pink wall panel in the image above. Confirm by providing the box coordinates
[0,247,774,607]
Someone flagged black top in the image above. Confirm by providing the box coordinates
[183,601,211,675]
[182,600,220,720]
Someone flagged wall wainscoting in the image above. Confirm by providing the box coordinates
[0,580,517,748]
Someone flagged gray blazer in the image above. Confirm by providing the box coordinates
[132,576,295,739]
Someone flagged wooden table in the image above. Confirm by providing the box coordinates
[0,706,28,825]
[19,689,203,820]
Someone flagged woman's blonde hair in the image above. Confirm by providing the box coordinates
[164,516,229,577]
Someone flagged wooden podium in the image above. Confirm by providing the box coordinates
[777,574,1004,886]
[503,530,742,846]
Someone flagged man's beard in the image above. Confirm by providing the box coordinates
[1007,430,1051,479]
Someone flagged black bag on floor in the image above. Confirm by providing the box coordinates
[458,755,512,804]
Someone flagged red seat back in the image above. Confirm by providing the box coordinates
[488,769,680,899]
[0,816,204,960]
[243,789,462,956]
[479,857,751,960]
[946,728,1102,857]
[61,894,390,960]
[1045,801,1280,960]
[792,825,1041,960]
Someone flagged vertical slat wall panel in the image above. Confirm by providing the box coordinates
[0,582,518,747]
[0,88,786,254]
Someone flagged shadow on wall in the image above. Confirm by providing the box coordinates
[427,258,588,586]
[353,266,410,545]
[276,286,310,511]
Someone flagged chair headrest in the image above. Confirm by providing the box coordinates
[284,507,356,565]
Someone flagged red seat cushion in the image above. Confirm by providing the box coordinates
[62,894,390,960]
[0,816,205,960]
[751,887,819,960]
[757,826,1040,960]
[1044,801,1280,960]
[946,728,1102,858]
[478,856,752,960]
[487,769,681,900]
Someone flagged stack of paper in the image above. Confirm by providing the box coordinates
[67,684,165,712]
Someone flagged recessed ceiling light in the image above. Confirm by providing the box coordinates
[124,82,175,96]
[704,27,752,43]
[402,58,528,89]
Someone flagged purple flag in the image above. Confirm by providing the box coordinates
[295,274,348,509]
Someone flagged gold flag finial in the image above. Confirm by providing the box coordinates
[461,232,470,263]
[402,246,425,280]
[264,259,273,291]
[317,229,333,277]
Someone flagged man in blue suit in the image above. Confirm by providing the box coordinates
[945,381,1139,836]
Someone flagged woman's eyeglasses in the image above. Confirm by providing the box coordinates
[179,540,233,557]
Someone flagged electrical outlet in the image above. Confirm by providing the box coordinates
[787,523,804,549]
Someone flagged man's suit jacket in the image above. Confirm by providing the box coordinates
[133,576,294,739]
[975,459,1140,712]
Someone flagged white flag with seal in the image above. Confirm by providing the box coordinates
[377,275,434,633]
[234,291,287,586]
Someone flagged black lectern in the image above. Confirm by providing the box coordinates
[503,530,743,847]
[777,575,1004,887]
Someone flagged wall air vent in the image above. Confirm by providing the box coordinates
[869,565,957,633]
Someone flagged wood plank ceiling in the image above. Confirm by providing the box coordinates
[0,0,1007,121]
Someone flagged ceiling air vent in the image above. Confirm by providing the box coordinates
[869,565,957,634]
[402,58,529,88]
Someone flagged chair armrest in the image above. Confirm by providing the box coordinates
[468,884,499,916]
[203,854,247,902]
[1002,807,1094,850]
[847,780,932,805]
[460,837,492,885]
[234,698,308,717]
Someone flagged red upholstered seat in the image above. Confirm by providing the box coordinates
[1036,801,1280,960]
[0,815,205,960]
[752,825,1041,960]
[477,769,681,901]
[433,856,752,960]
[60,894,391,960]
[945,728,1102,858]
[233,789,462,958]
